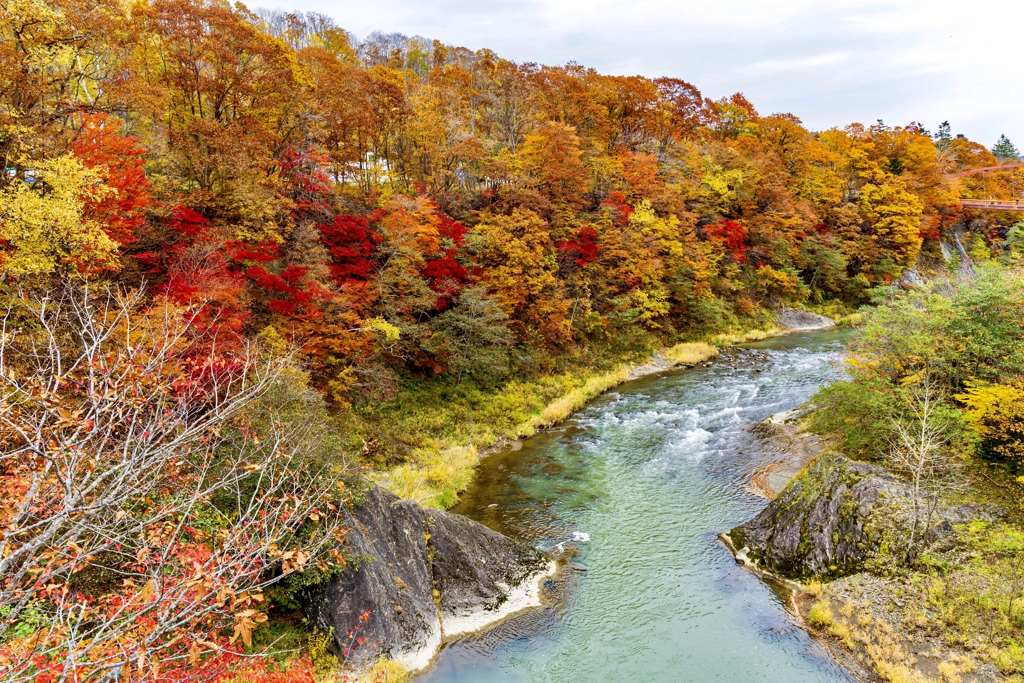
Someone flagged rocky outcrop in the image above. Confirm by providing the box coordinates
[729,452,1003,580]
[300,486,552,672]
[776,307,835,330]
[729,452,915,579]
[746,409,827,500]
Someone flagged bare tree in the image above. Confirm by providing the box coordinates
[886,371,965,565]
[0,282,350,682]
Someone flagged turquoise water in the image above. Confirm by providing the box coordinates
[417,330,855,683]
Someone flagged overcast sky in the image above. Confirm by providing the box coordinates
[282,0,1022,147]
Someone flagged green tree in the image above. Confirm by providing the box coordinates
[798,233,848,293]
[424,286,514,384]
[991,134,1021,161]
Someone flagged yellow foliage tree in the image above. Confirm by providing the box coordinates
[958,381,1024,463]
[857,179,923,274]
[755,264,802,301]
[472,208,569,343]
[0,154,117,276]
[698,155,746,215]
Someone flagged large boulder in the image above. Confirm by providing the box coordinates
[300,486,551,672]
[728,452,913,579]
[776,307,835,330]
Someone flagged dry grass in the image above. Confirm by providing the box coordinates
[523,365,631,433]
[711,326,786,346]
[804,579,824,598]
[380,444,478,508]
[663,341,718,366]
[805,592,980,683]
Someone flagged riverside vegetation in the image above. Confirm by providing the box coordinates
[758,266,1024,683]
[4,0,1024,679]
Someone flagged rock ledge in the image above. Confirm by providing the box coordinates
[301,486,552,672]
[729,452,913,579]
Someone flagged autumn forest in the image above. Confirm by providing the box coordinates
[2,0,1023,680]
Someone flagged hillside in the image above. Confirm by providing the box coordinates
[3,1,1024,681]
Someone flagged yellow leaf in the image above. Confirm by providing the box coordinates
[136,579,156,602]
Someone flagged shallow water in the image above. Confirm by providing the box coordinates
[416,329,856,683]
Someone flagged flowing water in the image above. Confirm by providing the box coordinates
[416,329,856,683]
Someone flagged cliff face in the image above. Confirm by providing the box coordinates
[776,308,836,330]
[301,486,551,672]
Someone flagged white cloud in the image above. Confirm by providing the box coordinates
[283,0,1024,146]
[748,52,853,74]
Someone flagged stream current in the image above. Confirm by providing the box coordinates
[416,329,856,683]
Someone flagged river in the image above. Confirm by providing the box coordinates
[416,329,855,683]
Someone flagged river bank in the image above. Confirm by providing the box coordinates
[371,317,846,510]
[734,410,1018,683]
[371,337,721,509]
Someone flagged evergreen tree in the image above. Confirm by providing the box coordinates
[992,134,1021,161]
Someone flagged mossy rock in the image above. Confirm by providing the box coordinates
[728,452,915,580]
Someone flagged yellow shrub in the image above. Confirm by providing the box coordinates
[874,660,930,683]
[307,627,339,679]
[363,659,408,683]
[806,600,834,628]
[957,380,1024,461]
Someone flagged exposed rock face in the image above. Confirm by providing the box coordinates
[300,486,551,672]
[729,452,913,579]
[776,308,836,330]
[746,410,827,500]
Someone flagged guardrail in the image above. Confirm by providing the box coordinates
[959,199,1024,211]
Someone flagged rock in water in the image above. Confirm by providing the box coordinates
[300,486,551,672]
[728,452,914,579]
